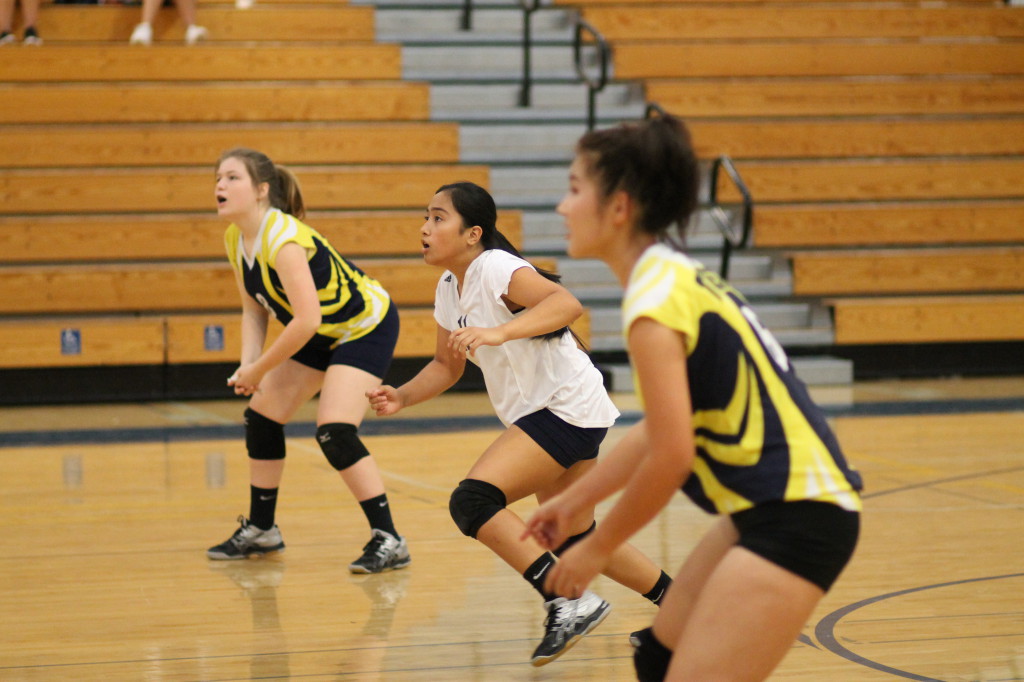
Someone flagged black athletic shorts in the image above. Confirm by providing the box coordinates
[730,500,860,592]
[290,302,399,379]
[514,408,608,469]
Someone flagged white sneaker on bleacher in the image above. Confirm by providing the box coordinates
[129,22,152,46]
[185,24,208,45]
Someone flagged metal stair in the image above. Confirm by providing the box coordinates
[354,0,853,385]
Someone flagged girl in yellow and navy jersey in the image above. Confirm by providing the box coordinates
[207,148,410,575]
[524,115,862,681]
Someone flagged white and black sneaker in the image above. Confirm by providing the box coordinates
[348,529,411,574]
[207,516,285,560]
[530,591,611,666]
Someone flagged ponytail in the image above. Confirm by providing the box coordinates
[575,113,699,246]
[273,164,305,220]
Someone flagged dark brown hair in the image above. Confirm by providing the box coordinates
[575,113,699,244]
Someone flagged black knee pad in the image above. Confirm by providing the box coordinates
[245,408,285,460]
[316,422,369,471]
[553,520,596,557]
[633,627,673,682]
[449,478,506,538]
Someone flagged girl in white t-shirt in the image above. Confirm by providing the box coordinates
[367,182,671,667]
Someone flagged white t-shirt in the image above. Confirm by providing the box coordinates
[433,249,619,428]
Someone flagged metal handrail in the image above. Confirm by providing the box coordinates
[461,0,473,31]
[573,20,610,131]
[517,0,542,107]
[707,155,754,280]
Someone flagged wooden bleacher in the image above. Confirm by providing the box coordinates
[0,45,404,81]
[580,5,1024,40]
[0,123,462,167]
[0,211,523,262]
[644,79,1024,118]
[753,202,1024,248]
[614,42,1024,79]
[567,0,1024,356]
[829,295,1024,345]
[30,6,378,42]
[1,82,432,124]
[0,1,568,387]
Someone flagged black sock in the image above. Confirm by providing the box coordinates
[523,553,558,602]
[633,627,673,682]
[643,571,673,606]
[249,485,278,530]
[359,494,398,537]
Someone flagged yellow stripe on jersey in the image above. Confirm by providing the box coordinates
[623,243,862,515]
[225,208,390,346]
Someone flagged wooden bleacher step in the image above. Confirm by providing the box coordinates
[613,42,1024,79]
[713,159,1024,203]
[0,166,491,214]
[830,295,1024,344]
[0,45,402,82]
[0,83,432,124]
[790,247,1024,296]
[31,6,377,43]
[645,78,1024,117]
[753,202,1024,248]
[0,123,461,168]
[0,211,523,263]
[580,5,1024,40]
[690,118,1024,160]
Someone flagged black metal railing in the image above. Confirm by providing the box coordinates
[707,155,754,280]
[573,20,611,130]
[517,0,543,106]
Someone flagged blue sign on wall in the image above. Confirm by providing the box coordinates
[61,328,82,356]
[204,325,225,352]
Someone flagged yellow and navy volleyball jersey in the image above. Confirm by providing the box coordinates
[623,243,863,515]
[224,208,391,348]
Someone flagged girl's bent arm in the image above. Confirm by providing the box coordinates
[502,267,583,340]
[252,242,322,375]
[237,273,269,366]
[448,266,583,354]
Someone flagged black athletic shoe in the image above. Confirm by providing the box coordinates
[206,516,285,560]
[22,26,42,45]
[530,591,611,666]
[348,529,411,574]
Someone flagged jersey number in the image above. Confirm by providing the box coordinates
[740,305,790,372]
[255,293,278,320]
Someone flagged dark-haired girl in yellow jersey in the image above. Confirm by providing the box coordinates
[206,148,410,574]
[524,116,863,681]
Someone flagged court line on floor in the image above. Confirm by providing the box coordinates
[815,573,1024,681]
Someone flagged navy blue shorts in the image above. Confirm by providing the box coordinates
[290,302,399,379]
[731,500,860,592]
[514,408,608,469]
